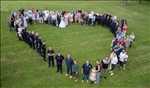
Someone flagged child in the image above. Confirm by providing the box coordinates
[89,67,97,84]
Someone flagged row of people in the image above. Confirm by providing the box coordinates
[9,9,119,33]
[46,48,129,84]
[20,30,47,61]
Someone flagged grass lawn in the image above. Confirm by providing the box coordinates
[1,1,150,88]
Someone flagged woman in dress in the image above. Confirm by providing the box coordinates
[72,60,79,82]
[89,67,97,84]
[59,16,66,28]
[109,51,118,76]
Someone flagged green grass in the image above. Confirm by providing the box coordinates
[1,1,150,88]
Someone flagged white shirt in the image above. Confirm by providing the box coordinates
[88,13,94,19]
[129,34,135,40]
[119,52,128,62]
[51,14,57,20]
[43,10,49,20]
[27,10,33,18]
[18,27,24,33]
[103,58,110,64]
[111,55,118,64]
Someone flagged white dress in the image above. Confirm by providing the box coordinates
[59,17,66,28]
[89,69,97,81]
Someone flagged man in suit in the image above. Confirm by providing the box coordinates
[8,14,15,31]
[41,42,46,61]
[34,33,39,49]
[37,37,42,55]
[30,31,35,48]
[28,32,33,48]
[55,52,64,73]
[47,47,55,67]
[82,60,92,83]
[65,54,74,78]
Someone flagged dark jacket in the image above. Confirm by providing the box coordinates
[65,57,74,67]
[82,63,92,75]
[55,54,64,65]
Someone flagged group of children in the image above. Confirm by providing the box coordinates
[8,9,135,85]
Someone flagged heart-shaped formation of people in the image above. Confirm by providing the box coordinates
[8,9,135,84]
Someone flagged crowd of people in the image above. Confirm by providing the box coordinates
[8,9,135,84]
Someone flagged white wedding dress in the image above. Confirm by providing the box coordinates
[59,17,66,28]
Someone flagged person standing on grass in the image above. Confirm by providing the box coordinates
[109,51,118,76]
[95,60,101,84]
[72,60,79,82]
[119,50,128,70]
[59,16,66,28]
[101,56,110,79]
[82,60,92,83]
[17,24,24,40]
[51,12,58,26]
[28,32,33,47]
[34,32,39,50]
[30,31,35,48]
[41,42,46,61]
[37,37,42,55]
[43,9,49,24]
[8,14,15,31]
[127,32,135,48]
[39,11,44,23]
[56,12,61,27]
[47,47,55,67]
[89,67,97,84]
[55,52,64,74]
[27,9,33,25]
[65,54,74,78]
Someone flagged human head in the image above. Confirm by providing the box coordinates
[86,60,89,64]
[35,32,39,36]
[57,51,61,56]
[67,54,71,58]
[93,67,96,70]
[31,31,34,35]
[105,56,109,60]
[96,60,100,64]
[43,42,46,46]
[49,47,52,50]
[74,60,77,64]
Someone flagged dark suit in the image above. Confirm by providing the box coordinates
[55,54,64,73]
[65,57,74,75]
[41,44,46,61]
[47,49,55,67]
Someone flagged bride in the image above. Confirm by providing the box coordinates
[59,16,66,28]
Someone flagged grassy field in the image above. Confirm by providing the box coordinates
[1,1,150,88]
